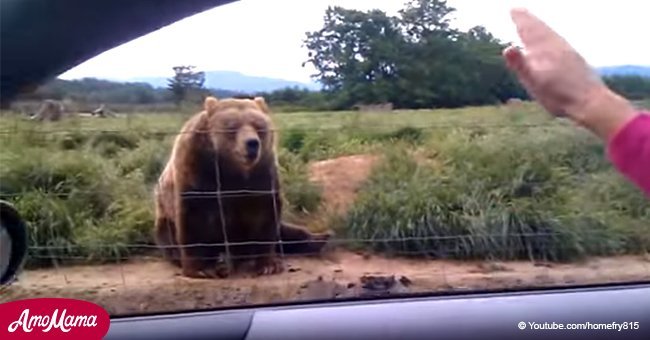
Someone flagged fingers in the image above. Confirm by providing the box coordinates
[502,45,533,87]
[503,46,525,72]
[510,7,566,49]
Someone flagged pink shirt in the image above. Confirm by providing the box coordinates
[607,111,650,197]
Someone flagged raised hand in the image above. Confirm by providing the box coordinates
[503,8,637,140]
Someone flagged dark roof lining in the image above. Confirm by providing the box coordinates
[0,0,239,107]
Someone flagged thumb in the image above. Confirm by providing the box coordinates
[503,46,527,76]
[503,45,535,88]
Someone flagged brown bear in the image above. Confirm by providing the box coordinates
[154,96,331,279]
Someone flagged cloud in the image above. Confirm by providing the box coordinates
[59,0,649,83]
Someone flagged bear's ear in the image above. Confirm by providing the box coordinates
[204,96,219,116]
[253,96,271,115]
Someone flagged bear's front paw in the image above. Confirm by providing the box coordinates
[307,231,334,253]
[214,262,232,278]
[255,256,284,276]
[181,267,214,279]
[315,231,333,243]
[180,262,230,279]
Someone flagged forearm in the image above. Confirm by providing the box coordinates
[566,86,650,196]
[605,111,650,197]
[568,85,638,142]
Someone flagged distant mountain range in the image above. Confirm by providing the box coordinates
[128,70,322,93]
[97,65,648,94]
[597,65,650,77]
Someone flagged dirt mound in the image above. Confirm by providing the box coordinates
[308,154,379,215]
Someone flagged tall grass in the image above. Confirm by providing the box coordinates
[0,103,647,267]
[337,123,650,261]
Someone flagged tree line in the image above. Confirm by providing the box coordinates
[603,75,650,101]
[12,0,650,112]
[301,0,529,109]
[17,72,647,113]
[16,76,242,106]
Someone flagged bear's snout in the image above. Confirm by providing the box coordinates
[245,138,260,160]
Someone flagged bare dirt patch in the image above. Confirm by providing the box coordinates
[2,250,649,315]
[2,153,650,315]
[308,154,379,215]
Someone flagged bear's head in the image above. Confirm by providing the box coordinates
[202,96,275,172]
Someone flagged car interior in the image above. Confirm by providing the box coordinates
[1,1,649,339]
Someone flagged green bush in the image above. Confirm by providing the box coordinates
[337,127,650,262]
[278,149,322,216]
[59,131,89,150]
[379,126,425,144]
[11,190,83,267]
[295,129,374,162]
[0,138,155,268]
[281,128,307,154]
[89,131,139,157]
[117,139,172,184]
[0,149,112,198]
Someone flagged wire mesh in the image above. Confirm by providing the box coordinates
[1,110,649,312]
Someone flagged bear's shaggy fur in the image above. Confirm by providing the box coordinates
[154,96,330,279]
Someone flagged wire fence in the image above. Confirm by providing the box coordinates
[26,232,560,250]
[21,242,584,266]
[0,121,567,134]
[1,112,649,298]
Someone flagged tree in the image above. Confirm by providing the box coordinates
[303,6,404,108]
[167,65,206,106]
[304,0,528,109]
[397,0,457,42]
[603,75,650,100]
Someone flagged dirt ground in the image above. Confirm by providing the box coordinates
[2,154,650,315]
[3,250,649,315]
[308,154,380,215]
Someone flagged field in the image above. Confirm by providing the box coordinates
[1,103,650,315]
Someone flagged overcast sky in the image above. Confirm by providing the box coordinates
[59,0,649,83]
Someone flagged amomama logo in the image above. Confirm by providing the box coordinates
[0,298,110,339]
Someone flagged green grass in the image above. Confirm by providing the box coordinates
[337,126,649,262]
[0,101,648,267]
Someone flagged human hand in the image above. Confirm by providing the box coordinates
[503,8,605,119]
[503,8,637,140]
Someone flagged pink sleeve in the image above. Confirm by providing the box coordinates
[606,112,650,197]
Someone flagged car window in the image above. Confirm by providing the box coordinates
[1,0,649,316]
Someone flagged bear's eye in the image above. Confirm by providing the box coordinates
[253,122,268,137]
[224,121,239,132]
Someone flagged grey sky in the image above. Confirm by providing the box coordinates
[59,0,649,83]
